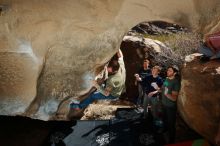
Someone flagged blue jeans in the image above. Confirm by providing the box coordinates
[70,92,117,109]
[199,44,220,58]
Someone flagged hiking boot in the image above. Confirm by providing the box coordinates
[68,103,85,120]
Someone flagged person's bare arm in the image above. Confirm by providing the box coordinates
[116,49,123,58]
[165,90,179,101]
[93,80,112,96]
[148,90,159,97]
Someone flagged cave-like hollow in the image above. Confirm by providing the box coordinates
[0,20,205,146]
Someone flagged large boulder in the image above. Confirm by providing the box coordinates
[121,34,174,99]
[179,56,220,144]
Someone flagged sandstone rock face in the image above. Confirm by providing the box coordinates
[0,0,220,122]
[179,57,220,144]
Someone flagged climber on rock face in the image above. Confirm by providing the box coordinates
[67,49,126,119]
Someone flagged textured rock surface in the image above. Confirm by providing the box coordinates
[81,100,134,120]
[0,0,220,123]
[121,35,174,99]
[179,57,220,144]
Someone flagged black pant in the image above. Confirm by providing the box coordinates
[163,105,177,144]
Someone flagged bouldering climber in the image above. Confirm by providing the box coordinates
[68,49,126,119]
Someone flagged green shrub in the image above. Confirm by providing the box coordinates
[146,32,202,67]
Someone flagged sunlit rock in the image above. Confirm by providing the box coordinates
[179,58,220,144]
[81,100,134,120]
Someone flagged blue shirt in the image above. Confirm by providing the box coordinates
[142,75,163,96]
[138,68,151,87]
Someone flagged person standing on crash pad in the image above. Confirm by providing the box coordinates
[162,65,181,144]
